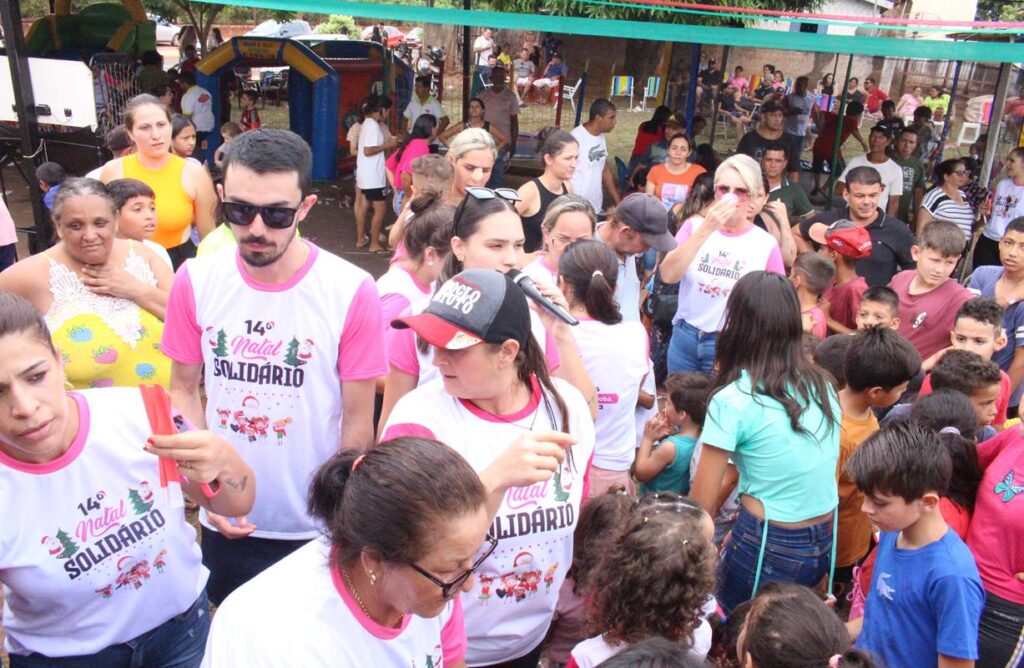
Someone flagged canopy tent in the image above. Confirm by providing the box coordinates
[194,0,1024,63]
[5,0,1024,240]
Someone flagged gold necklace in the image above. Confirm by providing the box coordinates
[341,567,372,619]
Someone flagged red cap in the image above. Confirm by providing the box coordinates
[808,220,872,259]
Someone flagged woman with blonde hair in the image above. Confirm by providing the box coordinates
[447,127,497,202]
[659,154,785,373]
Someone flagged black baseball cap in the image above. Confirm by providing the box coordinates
[392,270,531,350]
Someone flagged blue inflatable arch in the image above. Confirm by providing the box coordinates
[196,36,339,180]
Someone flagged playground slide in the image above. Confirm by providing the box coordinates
[25,1,155,57]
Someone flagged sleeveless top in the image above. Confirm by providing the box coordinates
[122,154,194,249]
[521,178,568,253]
[45,243,171,389]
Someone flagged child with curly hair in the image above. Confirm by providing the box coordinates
[546,488,636,668]
[739,583,878,668]
[565,496,717,667]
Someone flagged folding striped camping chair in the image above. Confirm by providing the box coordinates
[641,76,662,111]
[609,76,635,110]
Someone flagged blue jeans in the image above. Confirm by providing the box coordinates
[667,320,717,374]
[9,591,210,668]
[718,506,834,614]
[201,527,308,605]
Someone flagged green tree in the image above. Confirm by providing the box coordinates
[145,0,228,56]
[213,328,228,358]
[128,488,153,515]
[976,0,1024,21]
[283,337,306,367]
[315,14,358,36]
[55,529,79,559]
[552,467,570,502]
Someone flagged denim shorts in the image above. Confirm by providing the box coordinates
[10,591,210,668]
[718,506,835,613]
[667,320,717,375]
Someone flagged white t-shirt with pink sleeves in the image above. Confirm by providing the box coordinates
[386,297,560,388]
[160,242,387,539]
[0,389,207,658]
[571,318,649,470]
[377,263,433,333]
[672,220,785,332]
[201,537,465,667]
[522,256,558,287]
[382,377,595,666]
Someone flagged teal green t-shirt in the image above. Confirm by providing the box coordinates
[640,434,698,496]
[700,371,840,522]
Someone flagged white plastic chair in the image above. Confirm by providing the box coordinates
[563,78,584,112]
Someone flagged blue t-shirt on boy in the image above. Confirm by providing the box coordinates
[857,529,984,668]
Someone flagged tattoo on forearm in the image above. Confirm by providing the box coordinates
[223,475,249,492]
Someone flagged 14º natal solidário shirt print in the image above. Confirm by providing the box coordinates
[0,389,206,658]
[160,243,387,540]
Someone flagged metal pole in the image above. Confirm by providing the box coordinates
[684,43,701,137]
[826,54,855,211]
[981,62,1013,189]
[461,0,471,122]
[1,0,49,253]
[935,60,962,165]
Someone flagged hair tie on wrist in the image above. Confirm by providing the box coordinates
[828,654,843,668]
[940,426,961,435]
[352,454,366,471]
[592,269,604,278]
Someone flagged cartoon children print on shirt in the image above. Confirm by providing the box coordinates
[492,552,549,602]
[419,644,443,668]
[218,395,296,446]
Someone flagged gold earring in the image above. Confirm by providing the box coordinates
[368,570,377,585]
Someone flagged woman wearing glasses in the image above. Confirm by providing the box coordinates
[382,269,595,668]
[378,187,597,431]
[0,178,174,389]
[658,154,785,374]
[916,158,976,244]
[100,94,217,269]
[202,437,496,666]
[521,194,596,287]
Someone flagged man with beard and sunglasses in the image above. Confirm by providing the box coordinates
[161,129,387,604]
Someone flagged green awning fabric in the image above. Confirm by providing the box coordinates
[195,0,1024,63]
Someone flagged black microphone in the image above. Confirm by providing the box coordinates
[507,268,579,326]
